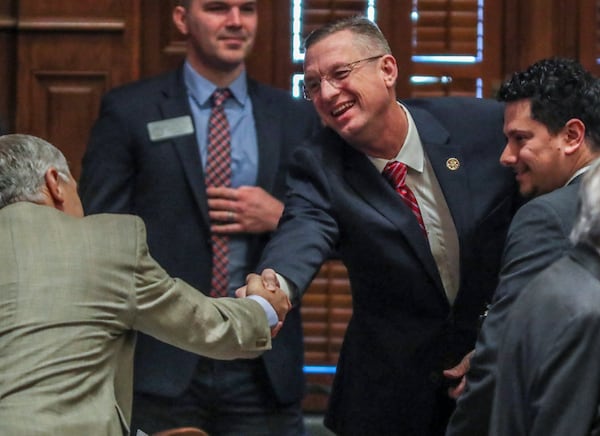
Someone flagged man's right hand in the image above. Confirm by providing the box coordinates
[240,269,291,325]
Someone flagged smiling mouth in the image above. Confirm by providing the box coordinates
[220,33,246,42]
[222,38,245,44]
[331,101,355,117]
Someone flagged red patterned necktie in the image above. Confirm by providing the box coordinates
[383,161,426,235]
[206,88,231,297]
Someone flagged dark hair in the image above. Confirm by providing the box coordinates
[497,57,600,150]
[303,16,391,55]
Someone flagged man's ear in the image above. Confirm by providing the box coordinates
[564,118,586,155]
[172,5,189,36]
[44,167,65,208]
[381,54,398,89]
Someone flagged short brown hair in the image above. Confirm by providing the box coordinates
[303,16,391,56]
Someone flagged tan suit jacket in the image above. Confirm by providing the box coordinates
[0,202,271,435]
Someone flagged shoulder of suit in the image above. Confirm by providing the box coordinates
[102,69,181,104]
[402,96,503,114]
[84,212,143,229]
[526,182,580,208]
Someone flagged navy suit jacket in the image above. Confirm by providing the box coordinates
[447,176,582,436]
[258,97,520,435]
[490,243,600,436]
[79,66,319,404]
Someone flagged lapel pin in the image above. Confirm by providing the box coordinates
[446,157,460,171]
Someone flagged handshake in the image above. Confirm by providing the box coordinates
[235,268,292,337]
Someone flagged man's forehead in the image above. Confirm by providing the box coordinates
[304,36,359,71]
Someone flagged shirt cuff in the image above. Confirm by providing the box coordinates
[246,295,278,327]
[275,272,298,305]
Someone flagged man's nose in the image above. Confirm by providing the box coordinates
[499,143,517,166]
[319,79,340,100]
[226,8,242,26]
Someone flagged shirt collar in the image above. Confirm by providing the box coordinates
[567,156,600,185]
[369,102,425,173]
[183,60,248,107]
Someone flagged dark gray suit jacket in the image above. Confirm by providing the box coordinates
[258,97,520,435]
[79,66,319,404]
[489,243,600,436]
[447,177,582,436]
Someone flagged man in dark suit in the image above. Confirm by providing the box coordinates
[78,1,318,434]
[488,160,600,436]
[249,16,520,436]
[446,58,600,436]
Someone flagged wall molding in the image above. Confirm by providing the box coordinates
[17,17,125,32]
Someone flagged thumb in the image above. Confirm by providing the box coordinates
[235,286,248,298]
[443,350,474,378]
[271,321,283,338]
[261,268,279,291]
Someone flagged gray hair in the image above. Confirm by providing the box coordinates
[303,16,392,56]
[0,134,71,209]
[570,159,600,251]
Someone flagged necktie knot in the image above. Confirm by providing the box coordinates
[383,160,408,189]
[211,88,231,108]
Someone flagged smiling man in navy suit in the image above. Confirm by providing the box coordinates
[249,16,520,436]
[79,1,318,435]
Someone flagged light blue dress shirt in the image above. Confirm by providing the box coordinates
[184,61,259,296]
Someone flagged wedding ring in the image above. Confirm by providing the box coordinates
[228,211,234,221]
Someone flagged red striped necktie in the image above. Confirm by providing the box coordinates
[206,88,231,297]
[383,161,426,235]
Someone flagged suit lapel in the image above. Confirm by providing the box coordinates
[410,105,470,252]
[249,80,281,192]
[159,68,211,226]
[342,144,443,290]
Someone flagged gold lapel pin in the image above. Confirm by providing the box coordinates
[446,157,460,171]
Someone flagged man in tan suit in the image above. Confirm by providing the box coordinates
[0,134,290,435]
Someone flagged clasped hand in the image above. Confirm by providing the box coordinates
[236,268,291,337]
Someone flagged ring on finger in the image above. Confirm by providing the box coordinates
[228,211,234,221]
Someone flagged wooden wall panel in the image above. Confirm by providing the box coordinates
[6,0,599,172]
[140,0,184,78]
[29,72,107,179]
[246,0,276,85]
[579,0,600,76]
[0,1,17,133]
[14,0,140,177]
[503,0,581,78]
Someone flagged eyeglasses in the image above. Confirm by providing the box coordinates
[302,55,384,101]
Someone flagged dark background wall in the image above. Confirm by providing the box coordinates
[2,0,598,176]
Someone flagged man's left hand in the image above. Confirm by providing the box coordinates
[207,186,284,234]
[443,350,474,399]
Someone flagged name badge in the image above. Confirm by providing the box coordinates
[147,116,194,141]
